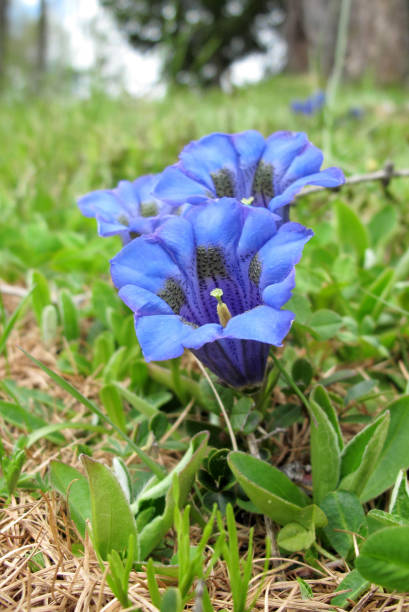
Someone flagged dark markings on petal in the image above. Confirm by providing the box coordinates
[158,278,186,315]
[252,161,274,201]
[211,168,235,198]
[117,213,129,226]
[248,254,262,285]
[196,246,228,280]
[140,202,158,217]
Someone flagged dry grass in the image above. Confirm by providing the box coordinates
[1,305,409,611]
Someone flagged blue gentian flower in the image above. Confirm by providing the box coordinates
[111,198,313,389]
[153,130,344,224]
[291,91,326,115]
[77,174,173,244]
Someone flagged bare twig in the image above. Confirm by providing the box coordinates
[295,163,409,200]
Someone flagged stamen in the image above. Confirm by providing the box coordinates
[210,288,232,327]
[241,196,254,206]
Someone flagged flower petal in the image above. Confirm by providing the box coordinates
[118,284,174,316]
[154,164,211,205]
[224,305,294,346]
[262,271,296,309]
[258,222,313,288]
[110,236,181,292]
[269,167,345,211]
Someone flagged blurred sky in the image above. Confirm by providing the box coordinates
[17,0,285,96]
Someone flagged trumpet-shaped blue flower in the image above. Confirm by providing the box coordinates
[77,174,173,244]
[291,91,326,115]
[111,198,313,389]
[153,130,344,224]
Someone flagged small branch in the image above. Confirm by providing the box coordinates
[295,163,409,200]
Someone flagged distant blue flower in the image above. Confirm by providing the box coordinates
[77,174,174,244]
[111,198,313,389]
[291,91,326,115]
[153,130,344,224]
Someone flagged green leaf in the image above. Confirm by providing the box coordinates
[292,358,313,388]
[310,385,343,450]
[357,268,395,321]
[335,199,369,260]
[320,491,366,558]
[41,304,58,345]
[228,452,309,526]
[339,411,389,498]
[308,397,341,503]
[160,588,182,612]
[368,204,397,247]
[344,379,377,405]
[230,397,253,432]
[366,509,408,534]
[277,522,314,552]
[30,270,51,325]
[362,396,409,502]
[82,455,137,560]
[297,577,313,600]
[59,289,79,341]
[113,382,158,419]
[308,309,343,340]
[0,399,65,445]
[390,470,409,521]
[356,526,409,592]
[137,432,209,560]
[49,461,91,538]
[330,569,369,608]
[100,384,126,432]
[0,288,33,356]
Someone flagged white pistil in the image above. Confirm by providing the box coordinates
[210,288,232,327]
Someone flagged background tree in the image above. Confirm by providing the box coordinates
[101,0,284,87]
[0,0,10,86]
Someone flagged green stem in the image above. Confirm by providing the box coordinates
[270,353,310,411]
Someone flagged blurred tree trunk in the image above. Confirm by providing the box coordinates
[301,0,409,83]
[36,0,48,83]
[284,0,309,72]
[0,0,10,86]
[345,0,409,83]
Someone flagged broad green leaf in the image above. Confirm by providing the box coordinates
[367,509,408,534]
[41,304,58,345]
[228,452,309,526]
[310,385,343,450]
[82,455,137,560]
[330,569,369,608]
[368,204,397,247]
[356,526,409,592]
[92,331,115,371]
[362,396,409,502]
[230,397,253,432]
[49,461,91,537]
[160,588,182,612]
[308,398,341,503]
[335,200,369,260]
[59,289,79,341]
[103,346,127,382]
[286,293,312,325]
[339,411,389,498]
[292,358,313,388]
[308,309,343,340]
[277,522,314,552]
[320,491,365,558]
[357,268,395,321]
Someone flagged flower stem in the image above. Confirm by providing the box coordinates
[270,353,310,412]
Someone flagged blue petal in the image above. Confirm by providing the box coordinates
[280,144,323,187]
[224,305,294,346]
[136,315,222,361]
[153,215,195,272]
[154,165,211,205]
[179,133,238,191]
[186,198,243,250]
[77,190,122,220]
[118,284,173,316]
[262,271,295,309]
[269,167,345,211]
[232,130,265,169]
[110,236,181,292]
[262,132,310,182]
[258,222,314,288]
[237,205,278,258]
